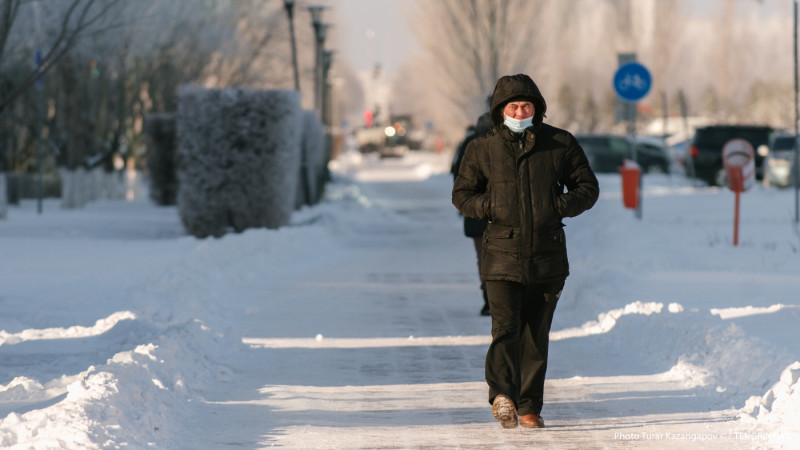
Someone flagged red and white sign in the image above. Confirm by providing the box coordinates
[721,139,755,246]
[722,139,755,193]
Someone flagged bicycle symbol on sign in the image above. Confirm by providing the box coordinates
[613,62,651,102]
[617,74,647,91]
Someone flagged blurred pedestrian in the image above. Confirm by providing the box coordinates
[451,112,492,316]
[452,74,599,429]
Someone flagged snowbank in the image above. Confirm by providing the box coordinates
[740,361,800,446]
[0,316,241,448]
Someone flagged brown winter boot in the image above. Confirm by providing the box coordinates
[491,395,518,429]
[519,413,545,428]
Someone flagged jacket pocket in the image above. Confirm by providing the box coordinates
[483,224,519,254]
[534,227,566,253]
[532,227,569,280]
[553,192,566,218]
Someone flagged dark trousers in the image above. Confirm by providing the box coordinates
[485,278,565,415]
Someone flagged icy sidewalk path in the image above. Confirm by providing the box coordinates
[247,375,743,449]
[182,169,777,448]
[222,305,759,449]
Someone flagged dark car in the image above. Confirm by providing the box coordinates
[575,134,671,174]
[687,125,774,186]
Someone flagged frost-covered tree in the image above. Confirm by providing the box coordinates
[0,0,124,113]
[408,0,542,127]
[1,0,327,212]
[404,0,790,140]
[1,0,125,212]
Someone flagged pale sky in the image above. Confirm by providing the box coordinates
[325,0,792,82]
[329,0,419,79]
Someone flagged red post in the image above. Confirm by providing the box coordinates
[728,166,743,246]
[722,141,753,247]
[620,160,641,210]
[727,165,744,193]
[733,190,740,246]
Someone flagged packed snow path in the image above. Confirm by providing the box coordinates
[183,153,795,449]
[2,151,797,448]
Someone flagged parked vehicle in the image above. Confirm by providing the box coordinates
[664,134,692,175]
[354,127,386,154]
[354,115,415,158]
[380,121,410,158]
[575,134,671,174]
[764,133,798,188]
[687,125,774,186]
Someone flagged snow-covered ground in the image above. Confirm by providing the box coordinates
[1,148,799,449]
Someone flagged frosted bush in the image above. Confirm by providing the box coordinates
[176,86,302,238]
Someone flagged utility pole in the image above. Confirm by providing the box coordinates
[308,5,328,119]
[794,0,799,224]
[33,0,44,214]
[283,0,301,92]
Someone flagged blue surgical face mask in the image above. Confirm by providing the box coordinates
[504,115,533,133]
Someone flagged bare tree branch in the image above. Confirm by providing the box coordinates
[0,0,23,65]
[410,0,541,127]
[0,0,124,114]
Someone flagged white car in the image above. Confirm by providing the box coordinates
[764,134,798,188]
[379,144,408,158]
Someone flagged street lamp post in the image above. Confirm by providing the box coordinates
[283,0,300,92]
[794,0,799,223]
[321,48,335,187]
[34,50,44,214]
[33,0,44,214]
[308,5,327,117]
[322,49,334,129]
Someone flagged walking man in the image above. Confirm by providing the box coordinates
[452,74,599,429]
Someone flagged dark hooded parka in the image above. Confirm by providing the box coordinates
[452,75,599,284]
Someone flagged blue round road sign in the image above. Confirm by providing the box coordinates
[613,62,651,102]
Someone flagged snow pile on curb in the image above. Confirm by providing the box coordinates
[647,312,793,405]
[0,318,239,449]
[551,301,673,340]
[556,300,797,408]
[0,311,137,346]
[740,361,800,444]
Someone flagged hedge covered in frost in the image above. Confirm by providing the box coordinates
[144,113,177,206]
[176,86,302,238]
[296,109,326,208]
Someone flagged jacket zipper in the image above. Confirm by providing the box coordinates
[517,138,524,259]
